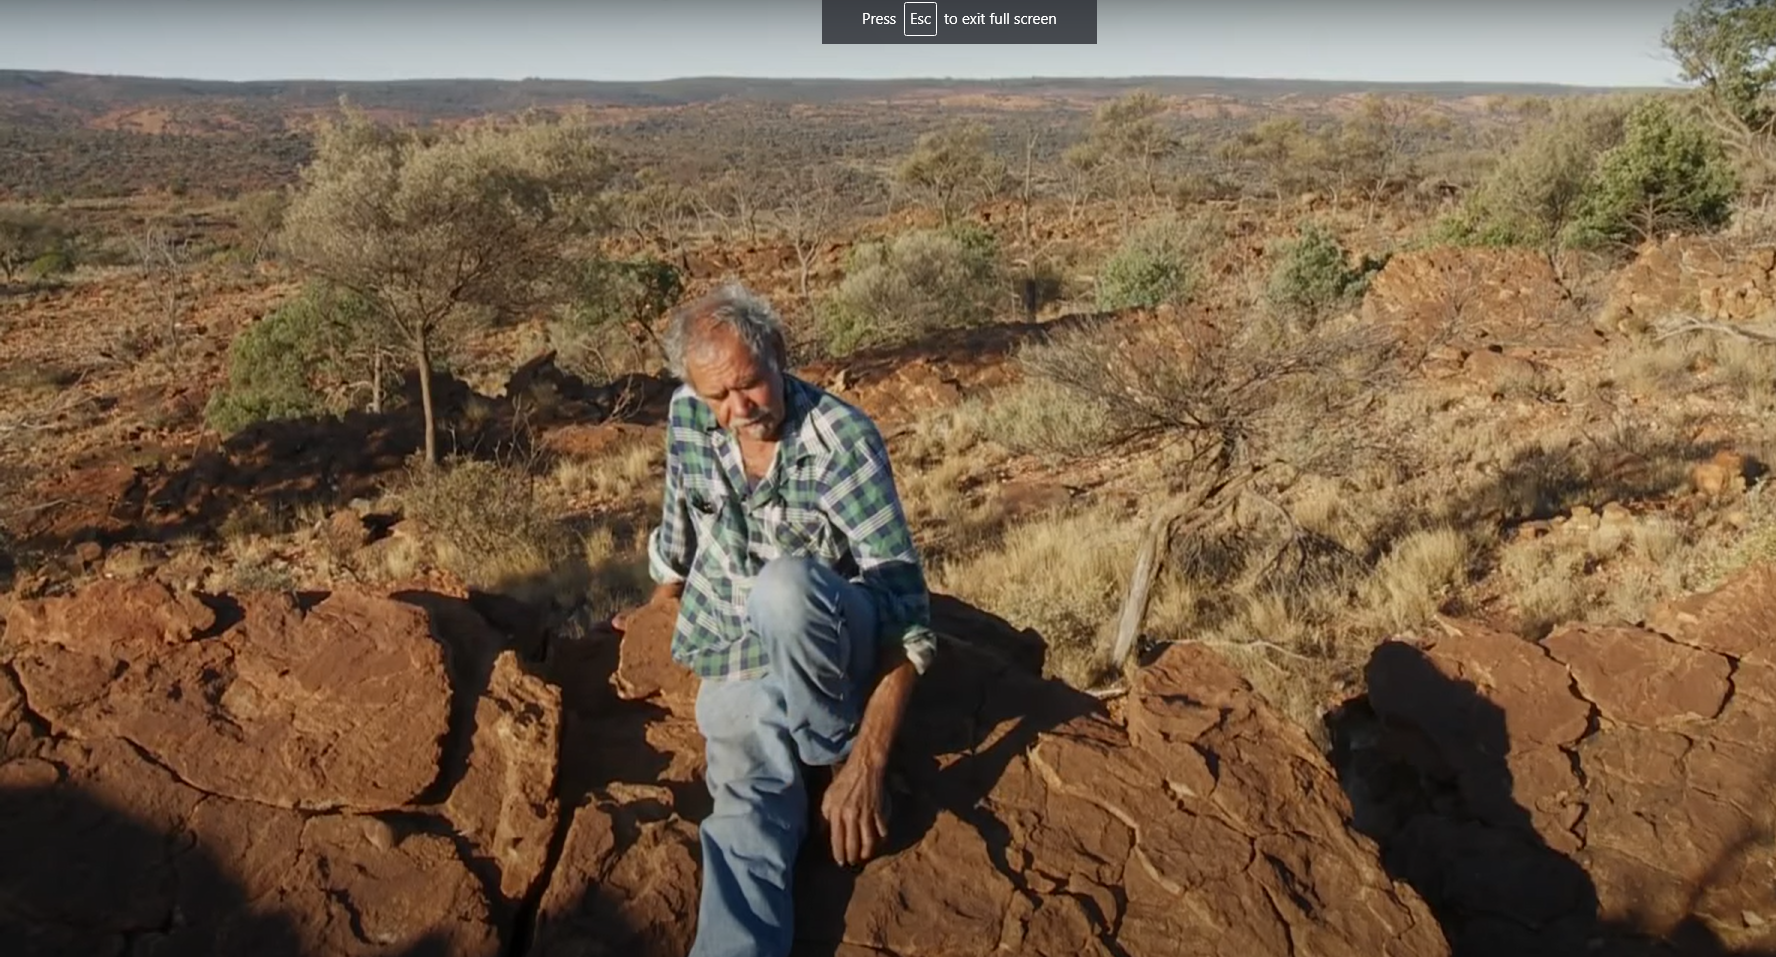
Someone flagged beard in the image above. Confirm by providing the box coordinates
[732,412,777,439]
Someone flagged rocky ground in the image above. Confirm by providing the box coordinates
[5,552,1775,954]
[0,576,1452,956]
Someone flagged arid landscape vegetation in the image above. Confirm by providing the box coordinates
[5,3,1776,955]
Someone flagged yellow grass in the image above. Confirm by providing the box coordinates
[928,503,1138,688]
[549,436,663,503]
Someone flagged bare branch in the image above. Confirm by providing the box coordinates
[1653,315,1776,343]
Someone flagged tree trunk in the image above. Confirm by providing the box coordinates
[371,349,383,415]
[416,335,437,466]
[1101,464,1262,674]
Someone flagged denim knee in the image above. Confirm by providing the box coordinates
[747,555,825,636]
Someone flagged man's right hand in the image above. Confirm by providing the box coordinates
[610,583,683,632]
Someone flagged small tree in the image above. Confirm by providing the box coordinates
[1218,117,1318,202]
[893,123,1004,226]
[280,105,613,465]
[768,164,845,302]
[1337,94,1447,220]
[130,225,196,362]
[1663,0,1776,188]
[1565,96,1738,248]
[1085,91,1179,207]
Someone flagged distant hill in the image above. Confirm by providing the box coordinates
[0,69,1639,202]
[0,69,1633,131]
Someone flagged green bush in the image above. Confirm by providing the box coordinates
[1094,215,1213,311]
[25,249,73,280]
[204,283,384,434]
[1265,222,1376,324]
[1565,96,1737,248]
[819,224,1003,355]
[1434,97,1631,249]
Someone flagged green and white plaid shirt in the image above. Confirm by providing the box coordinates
[647,374,936,681]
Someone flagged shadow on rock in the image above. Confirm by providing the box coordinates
[0,779,466,957]
[1331,638,1776,957]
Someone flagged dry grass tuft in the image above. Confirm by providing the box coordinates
[398,456,584,606]
[580,522,654,621]
[1500,538,1591,637]
[928,503,1137,689]
[976,377,1117,458]
[548,436,662,504]
[1362,526,1472,632]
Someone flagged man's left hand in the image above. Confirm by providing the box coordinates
[820,756,888,867]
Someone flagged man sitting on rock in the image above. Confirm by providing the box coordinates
[612,283,934,957]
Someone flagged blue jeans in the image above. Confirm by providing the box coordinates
[688,556,879,957]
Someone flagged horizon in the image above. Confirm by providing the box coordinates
[1,1,1694,90]
[0,67,1655,91]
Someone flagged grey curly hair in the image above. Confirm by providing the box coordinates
[662,282,789,382]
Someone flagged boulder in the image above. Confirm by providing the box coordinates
[0,735,501,957]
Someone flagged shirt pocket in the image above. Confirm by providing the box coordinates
[686,492,724,552]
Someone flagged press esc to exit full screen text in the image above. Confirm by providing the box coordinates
[860,11,1060,24]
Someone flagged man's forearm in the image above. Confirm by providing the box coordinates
[851,644,917,770]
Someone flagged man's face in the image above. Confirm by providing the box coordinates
[684,324,786,442]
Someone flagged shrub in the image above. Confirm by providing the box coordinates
[819,224,1003,355]
[398,455,579,600]
[1565,96,1737,248]
[1264,222,1376,324]
[204,283,387,434]
[25,249,73,280]
[1435,96,1631,249]
[1094,214,1214,311]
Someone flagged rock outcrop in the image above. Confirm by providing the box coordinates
[0,578,1448,956]
[0,582,557,955]
[1350,563,1776,955]
[576,603,1448,956]
[1360,245,1589,352]
[1598,236,1776,332]
[7,581,452,811]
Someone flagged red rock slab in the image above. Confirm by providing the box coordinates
[1646,564,1776,662]
[443,649,562,906]
[0,734,503,957]
[8,587,451,811]
[1544,623,1732,728]
[529,785,701,957]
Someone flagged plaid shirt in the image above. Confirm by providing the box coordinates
[646,374,936,681]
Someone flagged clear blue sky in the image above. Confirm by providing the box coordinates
[1,1,1692,88]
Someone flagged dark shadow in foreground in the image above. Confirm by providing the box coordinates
[1329,640,1775,957]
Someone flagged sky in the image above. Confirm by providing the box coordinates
[0,0,1693,89]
